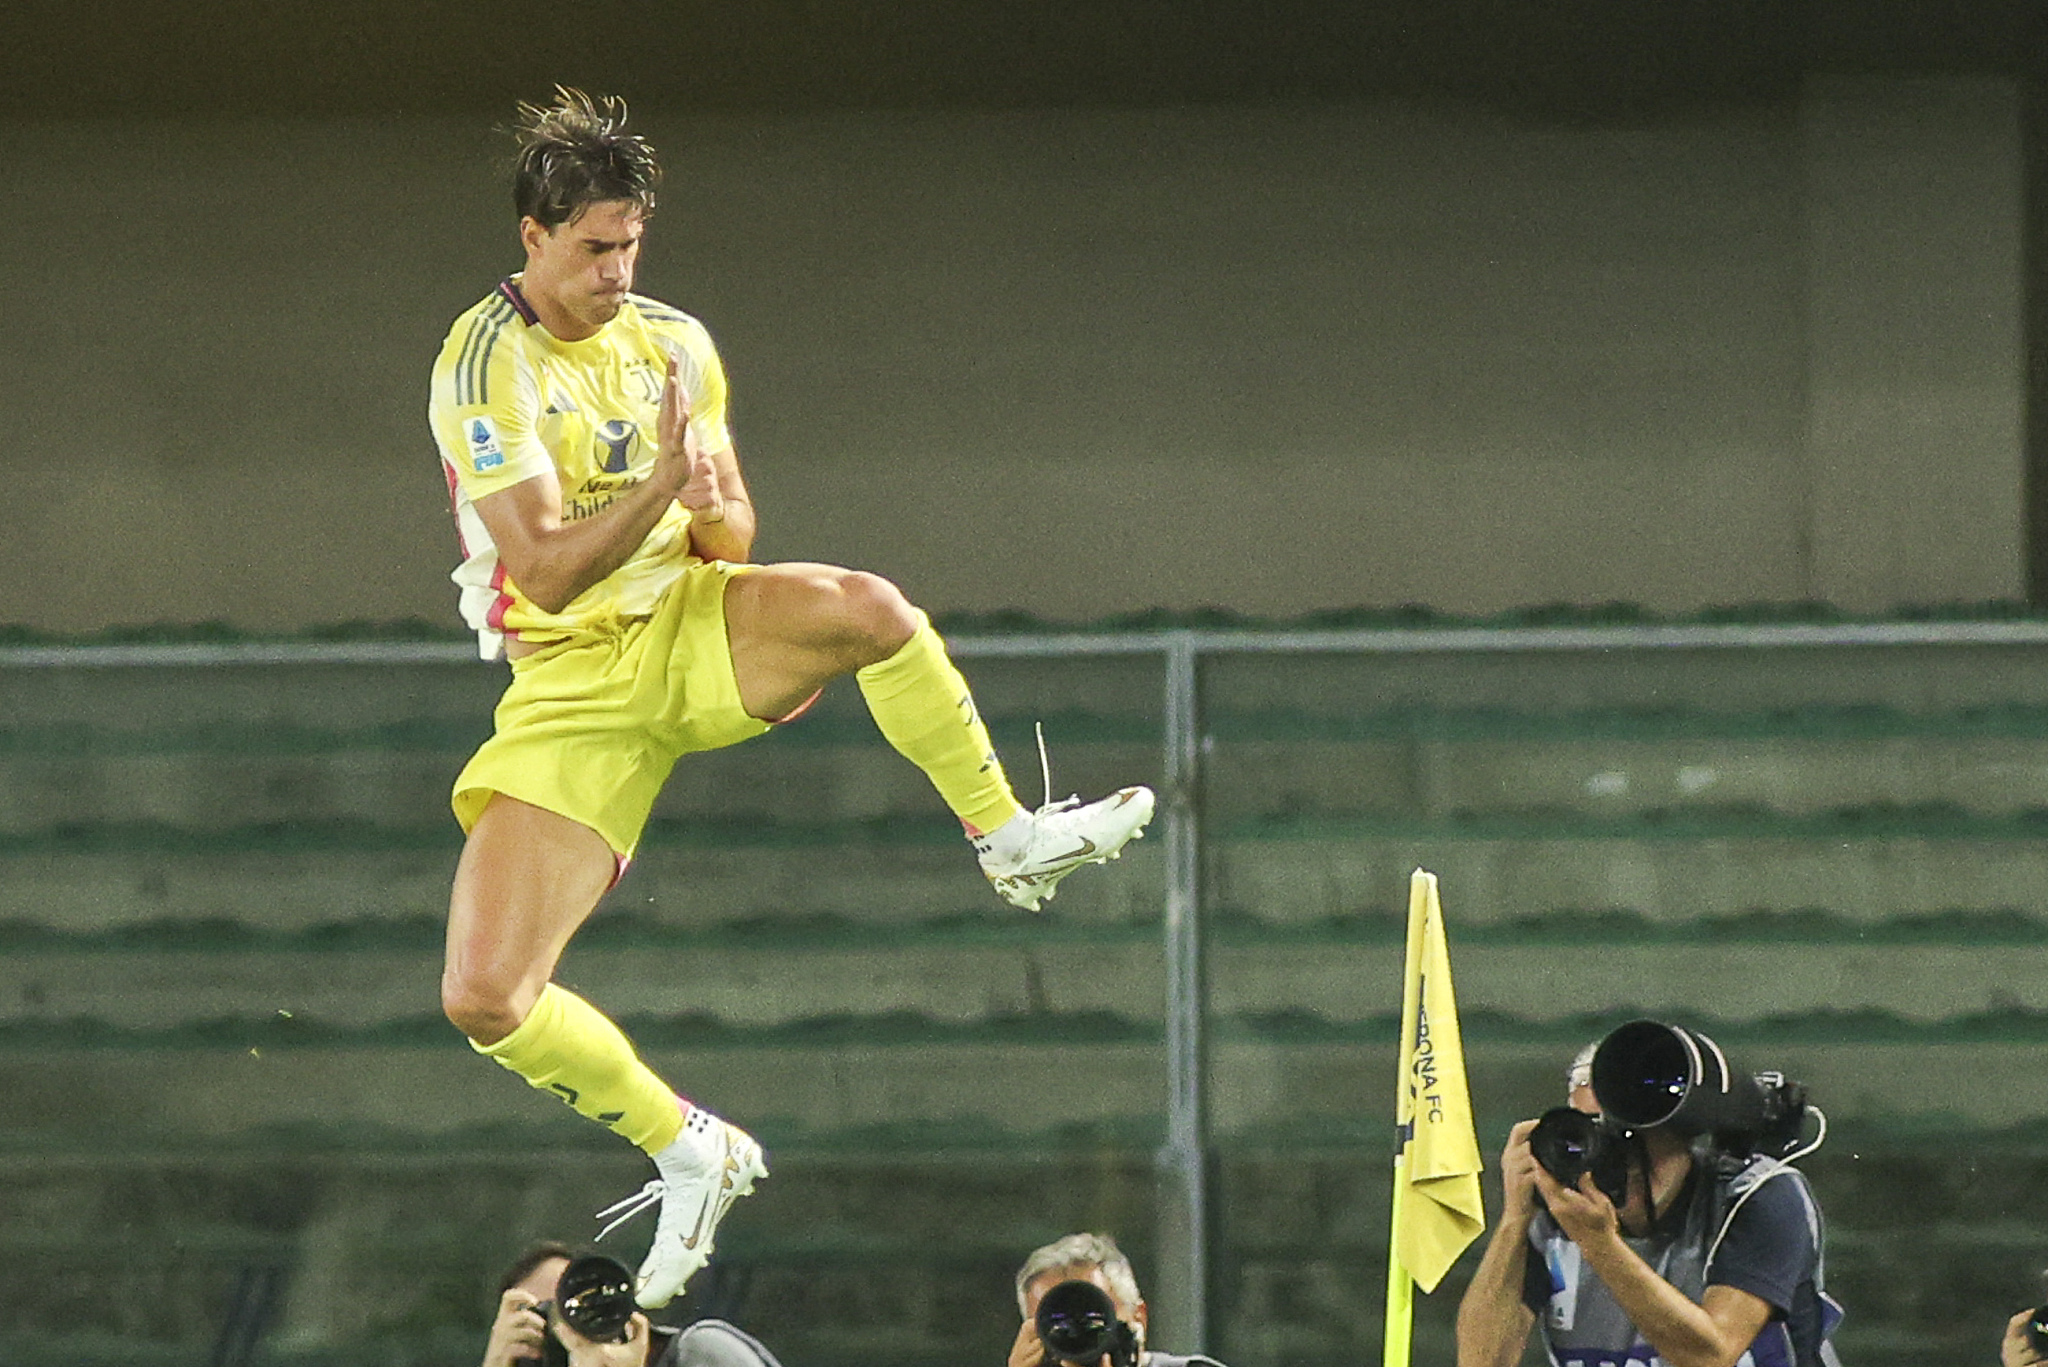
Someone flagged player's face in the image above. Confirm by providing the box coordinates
[520,200,645,340]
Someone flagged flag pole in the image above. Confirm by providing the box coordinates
[1383,1194,1416,1367]
[1382,870,1431,1367]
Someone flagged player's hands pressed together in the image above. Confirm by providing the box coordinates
[655,357,723,522]
[654,356,751,561]
[481,1287,551,1367]
[472,353,754,616]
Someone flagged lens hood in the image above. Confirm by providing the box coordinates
[555,1254,638,1344]
[1035,1280,1130,1367]
[1590,1019,1803,1155]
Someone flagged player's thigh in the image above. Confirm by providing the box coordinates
[444,794,618,1028]
[722,562,918,716]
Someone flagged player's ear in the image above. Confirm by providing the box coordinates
[519,216,551,255]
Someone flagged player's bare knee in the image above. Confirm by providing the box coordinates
[836,571,918,659]
[441,972,520,1045]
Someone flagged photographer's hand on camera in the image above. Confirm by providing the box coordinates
[483,1288,553,1367]
[1456,1119,1547,1367]
[1007,1316,1047,1367]
[1497,1117,1544,1225]
[1531,1160,1774,1367]
[2004,1308,2048,1367]
[553,1307,654,1367]
[1529,1160,1621,1248]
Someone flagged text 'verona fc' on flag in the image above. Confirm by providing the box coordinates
[1392,868,1485,1292]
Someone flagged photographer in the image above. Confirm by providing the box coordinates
[1455,1023,1844,1367]
[1008,1234,1226,1367]
[483,1243,785,1367]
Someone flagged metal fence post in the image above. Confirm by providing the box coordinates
[1156,630,1207,1352]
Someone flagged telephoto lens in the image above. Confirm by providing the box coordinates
[1588,1019,1808,1157]
[1035,1280,1139,1367]
[535,1255,638,1367]
[555,1255,639,1344]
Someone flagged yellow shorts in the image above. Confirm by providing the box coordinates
[451,560,771,857]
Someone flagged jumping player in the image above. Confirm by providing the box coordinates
[428,89,1154,1311]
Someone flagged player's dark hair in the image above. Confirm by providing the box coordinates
[511,87,660,229]
[495,1240,576,1296]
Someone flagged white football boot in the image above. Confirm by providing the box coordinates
[595,1106,768,1309]
[975,782,1157,912]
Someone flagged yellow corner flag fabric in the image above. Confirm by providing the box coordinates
[1392,868,1486,1293]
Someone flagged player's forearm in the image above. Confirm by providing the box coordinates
[1455,1215,1537,1367]
[1577,1237,1739,1367]
[514,479,681,612]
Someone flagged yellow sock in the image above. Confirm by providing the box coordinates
[857,613,1024,836]
[473,983,686,1154]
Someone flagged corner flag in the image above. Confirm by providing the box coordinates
[1382,869,1485,1365]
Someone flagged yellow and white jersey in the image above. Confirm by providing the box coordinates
[427,277,733,659]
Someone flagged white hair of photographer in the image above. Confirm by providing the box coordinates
[1567,1040,1599,1098]
[1014,1233,1143,1317]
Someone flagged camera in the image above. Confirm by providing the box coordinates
[1527,1106,1633,1207]
[1035,1279,1140,1367]
[537,1254,639,1367]
[2027,1304,2048,1355]
[1589,1020,1808,1159]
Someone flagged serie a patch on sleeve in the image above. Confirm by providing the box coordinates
[466,417,506,472]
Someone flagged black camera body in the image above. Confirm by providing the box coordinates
[1527,1106,1634,1207]
[1035,1279,1140,1367]
[2028,1304,2048,1356]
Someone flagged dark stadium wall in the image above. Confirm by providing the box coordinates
[0,76,2022,632]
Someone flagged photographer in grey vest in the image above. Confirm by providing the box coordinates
[483,1242,786,1367]
[1455,1023,1844,1367]
[1008,1233,1227,1367]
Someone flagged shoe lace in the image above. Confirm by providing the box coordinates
[593,1179,666,1242]
[1030,722,1079,817]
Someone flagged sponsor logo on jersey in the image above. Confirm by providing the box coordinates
[595,418,637,474]
[467,416,505,471]
[626,358,665,404]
